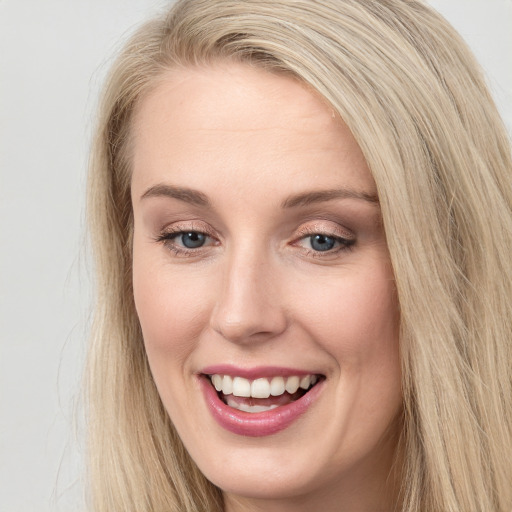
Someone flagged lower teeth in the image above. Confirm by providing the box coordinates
[225,396,280,413]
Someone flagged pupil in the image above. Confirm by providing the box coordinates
[182,232,206,248]
[311,234,335,251]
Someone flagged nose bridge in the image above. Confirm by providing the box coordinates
[210,240,286,343]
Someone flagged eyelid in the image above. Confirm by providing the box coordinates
[153,220,220,256]
[289,221,356,259]
[294,221,355,241]
[158,220,217,238]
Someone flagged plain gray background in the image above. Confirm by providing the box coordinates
[1,1,510,510]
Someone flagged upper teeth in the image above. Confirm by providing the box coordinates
[210,374,318,398]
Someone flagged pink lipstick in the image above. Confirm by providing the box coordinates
[199,366,325,437]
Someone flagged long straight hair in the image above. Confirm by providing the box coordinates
[86,1,512,510]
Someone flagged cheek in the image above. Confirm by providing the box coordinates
[132,244,212,366]
[295,259,402,418]
[301,264,402,446]
[132,246,216,432]
[293,263,399,363]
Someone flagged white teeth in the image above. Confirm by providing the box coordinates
[212,374,223,391]
[285,375,300,394]
[251,378,271,398]
[270,376,285,396]
[232,377,251,397]
[226,395,279,413]
[221,375,233,395]
[239,403,278,413]
[299,375,311,390]
[210,373,319,399]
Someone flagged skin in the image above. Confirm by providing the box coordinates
[131,62,402,512]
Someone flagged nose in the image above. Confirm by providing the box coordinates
[209,249,288,344]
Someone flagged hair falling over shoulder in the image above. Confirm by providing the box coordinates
[86,1,512,510]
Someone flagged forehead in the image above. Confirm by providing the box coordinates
[133,63,334,133]
[130,62,374,195]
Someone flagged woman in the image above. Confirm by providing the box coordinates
[86,0,512,510]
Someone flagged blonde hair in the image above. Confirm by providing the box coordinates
[86,1,512,510]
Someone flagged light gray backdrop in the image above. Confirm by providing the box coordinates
[0,1,510,511]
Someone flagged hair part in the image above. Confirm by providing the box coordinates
[86,1,512,510]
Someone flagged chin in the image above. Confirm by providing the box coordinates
[203,458,325,501]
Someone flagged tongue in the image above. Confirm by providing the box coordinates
[223,391,303,408]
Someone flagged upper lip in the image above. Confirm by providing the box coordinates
[200,364,324,380]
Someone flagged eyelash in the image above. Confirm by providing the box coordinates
[292,227,355,258]
[154,226,218,257]
[154,226,355,258]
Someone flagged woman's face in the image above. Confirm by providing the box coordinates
[131,63,402,511]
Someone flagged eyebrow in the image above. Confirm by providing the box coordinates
[281,188,379,208]
[140,183,379,209]
[141,184,210,206]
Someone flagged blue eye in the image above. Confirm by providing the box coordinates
[309,234,337,251]
[179,231,207,248]
[156,227,216,256]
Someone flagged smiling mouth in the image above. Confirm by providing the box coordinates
[206,374,324,413]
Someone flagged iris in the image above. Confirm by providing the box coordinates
[181,232,207,248]
[310,234,336,251]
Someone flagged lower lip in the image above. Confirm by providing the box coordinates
[199,376,324,437]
